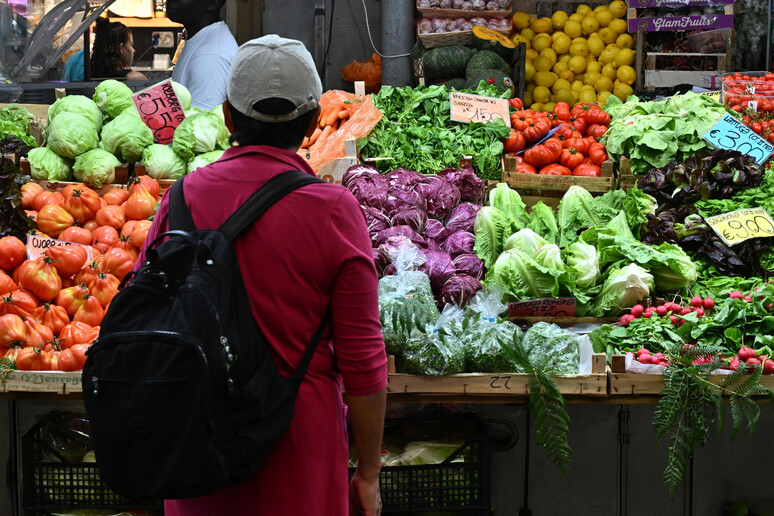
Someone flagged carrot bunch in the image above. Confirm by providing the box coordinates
[302,103,351,150]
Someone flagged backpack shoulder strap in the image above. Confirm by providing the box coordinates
[168,176,196,232]
[218,170,324,240]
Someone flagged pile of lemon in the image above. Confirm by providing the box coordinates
[511,0,635,112]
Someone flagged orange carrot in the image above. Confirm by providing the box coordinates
[318,108,331,128]
[337,109,349,119]
[309,127,323,146]
[324,106,341,126]
[316,125,334,145]
[301,136,310,148]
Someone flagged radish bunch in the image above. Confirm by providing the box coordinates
[618,296,715,328]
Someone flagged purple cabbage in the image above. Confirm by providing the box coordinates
[416,176,461,220]
[439,274,483,307]
[342,164,385,189]
[452,253,484,280]
[376,226,426,248]
[385,185,427,216]
[425,239,442,252]
[438,167,485,203]
[347,175,390,210]
[441,231,475,256]
[362,206,391,240]
[383,263,397,276]
[385,168,428,188]
[419,251,456,295]
[391,206,427,234]
[444,202,481,233]
[424,219,450,243]
[372,248,389,276]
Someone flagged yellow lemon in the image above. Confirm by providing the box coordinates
[542,102,556,113]
[581,16,600,35]
[532,33,553,52]
[552,10,569,30]
[531,17,553,34]
[579,88,598,104]
[597,91,612,106]
[586,60,602,74]
[616,33,634,49]
[512,11,532,30]
[552,33,572,54]
[584,71,601,86]
[614,48,636,67]
[568,55,587,74]
[512,34,531,49]
[523,90,533,107]
[530,102,543,112]
[587,35,605,57]
[616,64,636,85]
[559,69,575,82]
[555,88,575,105]
[552,78,572,94]
[595,8,614,27]
[570,42,589,58]
[533,85,552,104]
[559,53,572,64]
[526,82,536,94]
[613,80,634,101]
[526,49,539,61]
[534,55,553,72]
[524,60,536,82]
[572,37,588,45]
[575,4,592,16]
[521,27,536,40]
[551,31,564,41]
[553,61,568,74]
[572,80,584,92]
[608,18,627,34]
[601,62,617,80]
[540,48,558,66]
[608,0,627,18]
[564,20,582,38]
[599,44,620,64]
[594,75,614,93]
[534,70,557,87]
[598,27,618,45]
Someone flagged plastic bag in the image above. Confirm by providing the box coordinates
[465,288,524,373]
[623,352,732,375]
[522,322,583,375]
[403,305,467,375]
[36,411,93,462]
[341,53,382,92]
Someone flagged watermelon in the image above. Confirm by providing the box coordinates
[471,26,516,61]
[422,45,477,82]
[465,50,510,79]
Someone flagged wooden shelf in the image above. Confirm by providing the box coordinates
[108,16,182,29]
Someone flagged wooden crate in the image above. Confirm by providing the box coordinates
[610,372,774,396]
[0,370,82,394]
[417,2,512,19]
[617,155,638,190]
[509,315,618,327]
[418,26,511,49]
[24,158,175,194]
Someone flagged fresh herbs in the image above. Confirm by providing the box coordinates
[0,137,35,239]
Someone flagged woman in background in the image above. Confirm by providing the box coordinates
[90,18,147,80]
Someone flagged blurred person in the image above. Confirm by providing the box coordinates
[89,18,147,81]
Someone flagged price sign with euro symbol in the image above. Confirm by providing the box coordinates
[449,91,511,127]
[703,114,774,165]
[132,80,186,145]
[705,208,774,246]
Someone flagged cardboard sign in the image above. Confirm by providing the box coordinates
[705,208,774,246]
[132,79,186,145]
[699,90,722,101]
[508,298,576,317]
[450,91,511,127]
[27,233,95,261]
[703,114,774,165]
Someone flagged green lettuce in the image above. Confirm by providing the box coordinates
[492,248,563,301]
[47,113,99,159]
[172,111,230,161]
[526,201,558,244]
[473,206,511,270]
[488,183,530,230]
[93,79,135,119]
[48,95,103,131]
[187,150,225,173]
[100,110,154,163]
[565,241,600,290]
[27,147,72,182]
[73,148,121,188]
[504,228,549,257]
[589,263,654,316]
[171,80,192,111]
[556,186,603,248]
[141,144,187,180]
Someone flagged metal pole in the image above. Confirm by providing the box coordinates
[314,1,325,76]
[380,0,413,87]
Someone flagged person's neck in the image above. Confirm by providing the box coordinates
[185,16,220,40]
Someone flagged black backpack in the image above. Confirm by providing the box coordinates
[82,170,327,500]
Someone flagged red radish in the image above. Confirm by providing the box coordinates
[636,348,650,356]
[738,347,757,361]
[656,305,668,317]
[744,295,752,303]
[619,314,636,327]
[690,296,703,308]
[730,290,743,300]
[658,360,670,367]
[639,354,652,364]
[702,298,715,310]
[630,304,644,318]
[694,308,705,317]
[670,316,679,325]
[764,360,774,375]
[643,310,652,319]
[680,307,692,316]
[729,357,740,371]
[745,357,761,367]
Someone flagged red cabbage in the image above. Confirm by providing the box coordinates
[439,274,482,307]
[425,239,442,252]
[383,263,397,276]
[391,206,427,234]
[438,166,485,203]
[419,251,456,295]
[424,219,451,242]
[416,176,461,220]
[452,253,484,279]
[385,185,428,217]
[385,168,428,188]
[362,206,391,239]
[342,164,383,188]
[441,231,475,256]
[344,165,389,209]
[376,226,426,248]
[444,202,482,233]
[372,248,389,276]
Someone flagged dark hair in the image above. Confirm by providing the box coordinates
[91,18,131,78]
[228,98,316,149]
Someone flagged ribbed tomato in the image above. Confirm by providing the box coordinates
[95,205,126,230]
[45,245,89,277]
[31,191,64,212]
[58,226,93,246]
[73,295,103,326]
[102,188,130,206]
[37,204,75,238]
[17,257,62,301]
[59,321,98,348]
[21,183,43,210]
[62,184,101,222]
[55,284,89,317]
[33,303,70,336]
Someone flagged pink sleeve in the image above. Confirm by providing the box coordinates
[325,190,387,397]
[131,191,171,273]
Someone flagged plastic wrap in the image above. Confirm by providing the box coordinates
[465,289,523,373]
[403,305,468,375]
[522,322,583,374]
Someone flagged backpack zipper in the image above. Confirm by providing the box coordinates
[90,375,188,397]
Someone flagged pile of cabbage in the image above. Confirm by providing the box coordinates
[474,184,699,316]
[343,164,488,308]
[28,80,229,187]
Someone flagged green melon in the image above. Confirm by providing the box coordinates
[471,25,516,61]
[465,50,511,79]
[464,69,515,97]
[422,45,477,82]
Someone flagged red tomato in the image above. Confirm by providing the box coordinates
[752,122,763,134]
[31,191,64,212]
[572,163,602,177]
[45,245,89,277]
[92,225,120,254]
[560,148,584,170]
[0,236,27,271]
[17,257,62,301]
[33,303,70,337]
[503,129,526,154]
[62,184,101,223]
[59,226,93,246]
[508,98,524,110]
[539,163,572,176]
[21,183,43,210]
[15,347,52,371]
[37,204,75,238]
[55,284,89,317]
[524,137,563,167]
[587,124,608,139]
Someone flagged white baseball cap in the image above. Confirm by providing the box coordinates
[227,35,323,123]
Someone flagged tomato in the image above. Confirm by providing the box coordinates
[92,225,120,254]
[563,137,591,155]
[552,101,571,122]
[130,220,152,249]
[508,98,524,110]
[17,257,62,301]
[56,345,84,371]
[572,163,602,177]
[95,205,126,230]
[554,123,581,140]
[124,185,158,221]
[0,314,26,346]
[0,270,16,295]
[0,236,27,271]
[523,117,552,144]
[560,148,584,170]
[31,191,64,212]
[515,162,537,174]
[62,184,101,222]
[539,163,572,176]
[21,183,43,210]
[37,204,75,238]
[132,175,161,198]
[59,321,97,348]
[45,245,89,278]
[55,284,89,317]
[100,247,134,281]
[73,295,104,326]
[102,188,130,206]
[74,259,102,287]
[503,129,526,154]
[59,226,93,246]
[88,272,120,307]
[21,315,53,347]
[569,116,588,136]
[15,347,52,371]
[732,104,743,113]
[1,289,39,318]
[524,137,563,167]
[570,103,591,118]
[582,106,611,126]
[752,122,763,134]
[82,220,99,232]
[33,303,70,336]
[113,235,138,261]
[586,124,608,139]
[588,142,609,166]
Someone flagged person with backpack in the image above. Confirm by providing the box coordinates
[85,35,387,515]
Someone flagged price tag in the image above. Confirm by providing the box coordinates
[26,234,94,261]
[449,91,511,127]
[508,297,576,317]
[703,113,774,165]
[705,207,774,246]
[132,79,186,145]
[698,90,722,101]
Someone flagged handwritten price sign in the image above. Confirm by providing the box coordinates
[705,207,774,246]
[449,91,510,127]
[132,80,186,145]
[508,297,576,317]
[703,113,774,165]
[27,233,94,261]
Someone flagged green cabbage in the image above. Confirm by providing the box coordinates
[187,150,225,173]
[141,144,187,180]
[46,113,99,159]
[27,147,72,182]
[47,95,103,131]
[534,243,565,271]
[171,80,192,111]
[73,148,121,188]
[93,79,134,119]
[172,111,230,161]
[100,110,154,163]
[589,263,654,316]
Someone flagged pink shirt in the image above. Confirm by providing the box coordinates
[135,145,387,515]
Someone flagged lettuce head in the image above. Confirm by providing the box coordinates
[101,110,154,163]
[187,150,225,173]
[27,147,72,182]
[589,263,654,316]
[172,111,230,161]
[48,95,103,131]
[46,112,99,159]
[73,148,121,188]
[141,144,187,180]
[171,80,192,111]
[93,79,135,119]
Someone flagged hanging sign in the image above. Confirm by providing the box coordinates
[132,79,186,145]
[705,208,774,246]
[703,113,774,165]
[450,91,511,127]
